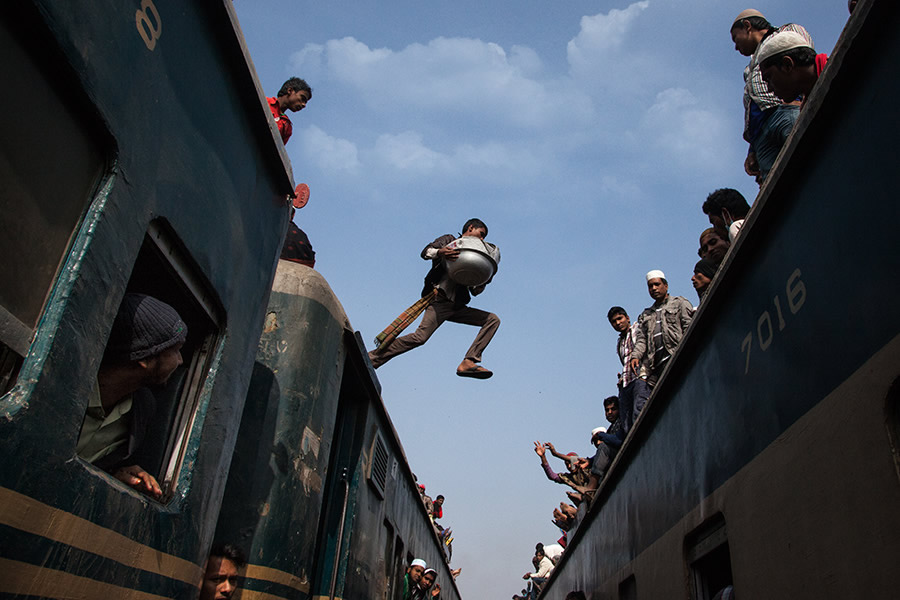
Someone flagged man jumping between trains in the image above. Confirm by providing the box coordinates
[368,219,500,379]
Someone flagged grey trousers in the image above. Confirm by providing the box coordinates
[369,297,500,368]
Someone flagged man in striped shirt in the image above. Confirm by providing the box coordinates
[730,10,813,184]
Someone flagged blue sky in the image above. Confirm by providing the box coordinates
[233,2,850,597]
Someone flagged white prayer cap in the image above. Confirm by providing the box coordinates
[646,270,666,282]
[591,427,607,436]
[411,559,427,568]
[733,9,765,24]
[757,31,813,65]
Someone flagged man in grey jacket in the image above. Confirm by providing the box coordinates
[630,270,694,386]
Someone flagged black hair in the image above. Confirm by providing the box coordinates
[278,77,313,99]
[703,188,750,220]
[603,396,619,409]
[731,15,772,32]
[760,46,817,70]
[535,542,544,552]
[210,543,246,568]
[436,495,444,501]
[462,218,488,237]
[607,306,628,321]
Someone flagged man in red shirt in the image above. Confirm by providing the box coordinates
[757,31,828,109]
[267,77,312,144]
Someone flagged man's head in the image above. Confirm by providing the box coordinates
[461,218,488,239]
[692,259,717,297]
[104,294,187,385]
[645,270,668,302]
[434,495,444,506]
[698,228,730,265]
[199,544,245,600]
[408,559,427,583]
[277,77,312,112]
[758,32,818,102]
[421,569,437,590]
[607,306,630,333]
[603,396,620,424]
[703,188,750,230]
[730,10,772,56]
[535,547,545,559]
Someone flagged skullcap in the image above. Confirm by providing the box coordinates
[733,9,765,24]
[757,30,813,65]
[646,270,666,282]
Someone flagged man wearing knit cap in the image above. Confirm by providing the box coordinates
[403,559,427,600]
[758,31,829,110]
[631,271,694,386]
[76,293,187,499]
[730,9,813,184]
[692,258,717,302]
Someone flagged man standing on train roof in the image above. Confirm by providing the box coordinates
[267,77,312,145]
[758,31,829,111]
[608,306,650,434]
[730,9,813,184]
[403,559,427,600]
[368,218,500,379]
[76,293,187,499]
[631,271,694,387]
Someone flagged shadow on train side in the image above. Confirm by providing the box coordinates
[216,261,462,600]
[0,0,293,597]
[539,1,900,599]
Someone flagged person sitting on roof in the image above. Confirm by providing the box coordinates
[692,258,718,303]
[699,228,731,267]
[758,31,829,111]
[534,442,591,494]
[266,77,311,145]
[703,188,751,242]
[523,546,554,599]
[76,293,187,499]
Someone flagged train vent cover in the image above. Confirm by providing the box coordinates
[368,431,389,498]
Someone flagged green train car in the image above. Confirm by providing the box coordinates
[539,1,900,598]
[0,2,458,599]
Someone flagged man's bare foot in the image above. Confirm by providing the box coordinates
[456,359,492,379]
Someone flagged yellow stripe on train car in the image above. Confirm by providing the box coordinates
[0,486,202,586]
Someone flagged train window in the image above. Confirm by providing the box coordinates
[619,574,637,600]
[886,376,900,483]
[383,520,396,599]
[685,514,734,600]
[0,7,110,393]
[77,221,223,500]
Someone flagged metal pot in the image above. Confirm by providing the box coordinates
[443,237,500,287]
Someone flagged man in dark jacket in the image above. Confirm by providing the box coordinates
[368,218,500,379]
[76,293,187,498]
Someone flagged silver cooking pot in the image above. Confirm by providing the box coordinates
[443,237,501,287]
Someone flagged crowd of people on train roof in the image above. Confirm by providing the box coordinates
[511,4,848,597]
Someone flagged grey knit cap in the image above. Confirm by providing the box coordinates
[107,293,187,362]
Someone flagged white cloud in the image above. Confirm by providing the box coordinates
[310,36,591,129]
[297,125,360,172]
[374,131,445,172]
[640,87,730,170]
[567,1,650,75]
[288,43,325,80]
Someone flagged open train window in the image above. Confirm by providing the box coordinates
[619,574,637,600]
[77,220,223,500]
[0,7,110,394]
[685,514,734,600]
[886,376,900,483]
